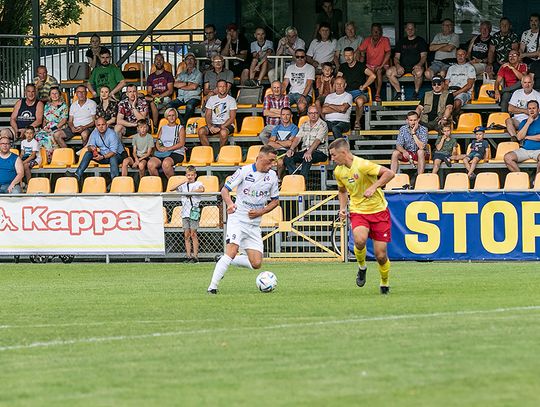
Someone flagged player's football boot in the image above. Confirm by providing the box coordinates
[356,267,367,287]
[380,286,390,295]
[207,289,218,295]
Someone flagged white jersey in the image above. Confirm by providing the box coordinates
[224,163,279,226]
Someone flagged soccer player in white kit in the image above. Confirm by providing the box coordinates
[208,145,280,294]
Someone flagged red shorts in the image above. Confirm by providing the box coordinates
[398,150,429,163]
[350,208,392,242]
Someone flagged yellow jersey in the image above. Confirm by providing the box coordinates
[334,156,387,214]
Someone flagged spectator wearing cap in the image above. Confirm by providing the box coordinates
[391,110,429,175]
[169,52,202,126]
[505,99,540,174]
[221,23,250,85]
[455,126,490,179]
[415,76,453,131]
[444,48,476,118]
[425,18,460,80]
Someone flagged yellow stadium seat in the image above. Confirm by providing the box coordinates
[443,172,470,190]
[198,175,219,192]
[123,62,145,84]
[298,115,309,128]
[504,172,530,190]
[490,141,519,163]
[109,176,135,193]
[54,177,79,194]
[10,148,19,155]
[138,176,163,193]
[473,172,500,190]
[81,176,107,193]
[485,112,510,133]
[211,145,242,166]
[471,83,496,104]
[164,205,183,227]
[150,61,173,74]
[281,174,306,195]
[43,148,75,168]
[39,148,48,167]
[155,117,180,136]
[534,173,540,191]
[186,146,214,166]
[200,205,220,228]
[260,206,283,227]
[162,207,168,224]
[414,173,440,190]
[240,145,263,165]
[26,177,51,194]
[235,116,264,137]
[384,173,410,190]
[166,175,187,192]
[454,113,482,133]
[185,117,207,138]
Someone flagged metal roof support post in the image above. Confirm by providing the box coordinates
[32,0,40,72]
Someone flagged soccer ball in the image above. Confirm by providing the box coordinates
[256,271,277,292]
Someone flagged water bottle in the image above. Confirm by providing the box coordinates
[400,85,405,101]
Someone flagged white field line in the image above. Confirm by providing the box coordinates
[1,305,539,352]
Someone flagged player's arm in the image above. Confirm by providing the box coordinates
[250,197,279,219]
[337,186,348,221]
[364,166,395,198]
[221,186,236,214]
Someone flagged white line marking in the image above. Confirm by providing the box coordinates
[0,319,218,329]
[1,305,539,352]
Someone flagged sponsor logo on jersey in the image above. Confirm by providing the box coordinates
[245,174,255,182]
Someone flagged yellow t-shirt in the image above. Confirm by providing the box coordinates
[334,156,387,214]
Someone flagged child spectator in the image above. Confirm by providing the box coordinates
[20,126,41,185]
[315,62,335,113]
[431,124,458,174]
[122,119,154,178]
[170,166,205,263]
[457,126,490,179]
[248,27,273,86]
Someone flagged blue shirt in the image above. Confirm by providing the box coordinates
[518,117,540,150]
[176,68,203,101]
[88,128,124,155]
[271,123,299,141]
[396,124,429,152]
[0,153,18,185]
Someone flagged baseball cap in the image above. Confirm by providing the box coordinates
[473,126,486,133]
[432,75,444,84]
[184,52,196,60]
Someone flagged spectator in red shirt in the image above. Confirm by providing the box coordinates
[494,49,528,112]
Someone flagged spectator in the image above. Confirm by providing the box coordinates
[284,106,329,180]
[321,76,352,138]
[148,108,186,179]
[221,23,250,85]
[494,50,527,112]
[145,53,174,129]
[201,24,222,71]
[307,22,337,72]
[270,26,305,82]
[282,48,315,116]
[169,53,202,126]
[456,126,490,179]
[315,62,335,113]
[87,48,126,101]
[338,47,375,130]
[115,84,149,138]
[95,85,118,127]
[259,80,290,144]
[65,117,126,181]
[520,13,540,65]
[86,34,107,69]
[53,85,96,147]
[121,119,154,178]
[431,123,458,174]
[0,133,23,194]
[505,75,540,140]
[19,126,40,185]
[488,17,519,73]
[314,0,343,38]
[357,23,391,102]
[203,54,234,97]
[445,48,476,117]
[334,21,363,66]
[170,165,205,263]
[425,19,460,80]
[415,76,453,131]
[267,107,298,177]
[10,83,43,140]
[35,86,68,162]
[390,111,429,175]
[33,65,59,103]
[386,22,428,100]
[505,99,540,174]
[248,27,273,86]
[466,20,493,77]
[198,79,237,148]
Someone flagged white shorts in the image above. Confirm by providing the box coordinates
[514,148,540,162]
[225,216,264,253]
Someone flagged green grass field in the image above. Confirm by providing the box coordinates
[1,261,539,406]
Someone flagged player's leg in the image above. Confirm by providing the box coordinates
[373,240,391,294]
[208,242,240,293]
[231,225,264,269]
[351,217,370,287]
[369,208,392,294]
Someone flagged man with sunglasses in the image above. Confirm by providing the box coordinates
[282,49,315,116]
[415,75,454,131]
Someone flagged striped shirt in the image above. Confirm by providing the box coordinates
[263,94,290,126]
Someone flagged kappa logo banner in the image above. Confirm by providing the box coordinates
[0,196,165,255]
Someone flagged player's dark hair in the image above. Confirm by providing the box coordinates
[407,111,419,118]
[343,47,355,53]
[527,99,539,108]
[329,138,350,151]
[260,145,277,155]
[281,107,293,114]
[25,125,35,133]
[137,119,148,126]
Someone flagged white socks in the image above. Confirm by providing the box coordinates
[230,254,253,270]
[209,255,232,290]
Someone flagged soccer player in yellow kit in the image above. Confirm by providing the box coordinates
[329,138,395,294]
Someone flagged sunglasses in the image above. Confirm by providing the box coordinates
[432,82,443,86]
[295,55,306,59]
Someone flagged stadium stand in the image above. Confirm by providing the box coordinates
[138,176,163,193]
[198,175,220,192]
[26,177,51,194]
[473,172,500,190]
[81,176,107,193]
[54,176,79,194]
[281,174,306,195]
[504,172,530,190]
[443,172,470,191]
[414,173,440,190]
[109,176,135,193]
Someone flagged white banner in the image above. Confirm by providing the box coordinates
[0,196,165,255]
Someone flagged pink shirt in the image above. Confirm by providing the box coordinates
[357,36,391,68]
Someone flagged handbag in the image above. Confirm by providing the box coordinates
[67,62,90,80]
[482,72,495,86]
[188,183,201,221]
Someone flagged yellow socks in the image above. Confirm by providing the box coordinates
[378,258,391,287]
[354,246,366,268]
